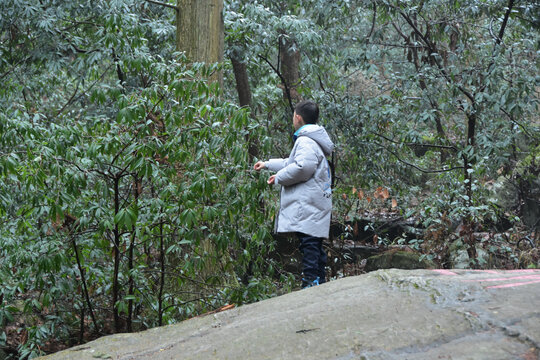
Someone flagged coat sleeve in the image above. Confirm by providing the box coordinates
[275,138,319,186]
[266,158,289,172]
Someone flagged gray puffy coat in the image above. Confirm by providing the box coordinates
[265,124,334,238]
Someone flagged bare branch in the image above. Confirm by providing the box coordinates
[489,17,498,43]
[0,56,30,80]
[55,79,81,117]
[482,0,515,91]
[500,107,536,139]
[372,131,457,151]
[391,20,407,42]
[397,9,476,105]
[257,54,295,114]
[52,63,115,120]
[144,0,179,12]
[61,19,98,32]
[365,2,377,41]
[381,144,464,174]
[496,0,514,46]
[368,42,426,49]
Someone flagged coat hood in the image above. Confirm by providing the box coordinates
[295,124,334,156]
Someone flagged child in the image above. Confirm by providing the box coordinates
[254,100,334,288]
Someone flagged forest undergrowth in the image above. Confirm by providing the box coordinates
[1,0,539,358]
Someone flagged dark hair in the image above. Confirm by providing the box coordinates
[295,100,319,124]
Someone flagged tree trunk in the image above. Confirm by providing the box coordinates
[177,0,224,84]
[158,221,165,327]
[127,176,141,333]
[462,109,477,263]
[231,55,259,159]
[112,176,121,332]
[278,33,302,106]
[231,57,252,108]
[465,110,476,205]
[402,17,447,162]
[72,236,99,336]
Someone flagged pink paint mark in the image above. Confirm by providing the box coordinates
[487,279,540,289]
[469,270,499,274]
[467,269,540,274]
[502,269,540,273]
[463,275,540,282]
[432,269,458,276]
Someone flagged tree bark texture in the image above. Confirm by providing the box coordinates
[177,0,224,82]
[278,34,302,105]
[231,57,252,108]
[231,56,259,159]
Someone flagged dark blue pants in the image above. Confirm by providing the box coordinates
[297,232,327,285]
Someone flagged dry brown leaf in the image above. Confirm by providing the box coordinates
[20,329,28,345]
[374,186,383,199]
[382,188,390,199]
[358,189,364,200]
[391,198,398,208]
[352,187,357,194]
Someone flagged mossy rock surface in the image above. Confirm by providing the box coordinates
[39,269,540,360]
[365,250,436,272]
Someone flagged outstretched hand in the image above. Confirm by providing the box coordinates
[253,161,275,184]
[253,161,266,171]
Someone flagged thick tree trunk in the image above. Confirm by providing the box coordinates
[177,0,224,83]
[278,33,302,105]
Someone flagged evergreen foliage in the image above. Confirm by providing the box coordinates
[0,0,538,357]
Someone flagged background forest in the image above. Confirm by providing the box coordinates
[0,0,539,358]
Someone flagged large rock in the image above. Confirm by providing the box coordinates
[39,269,540,360]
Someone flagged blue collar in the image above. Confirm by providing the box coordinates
[293,124,309,141]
